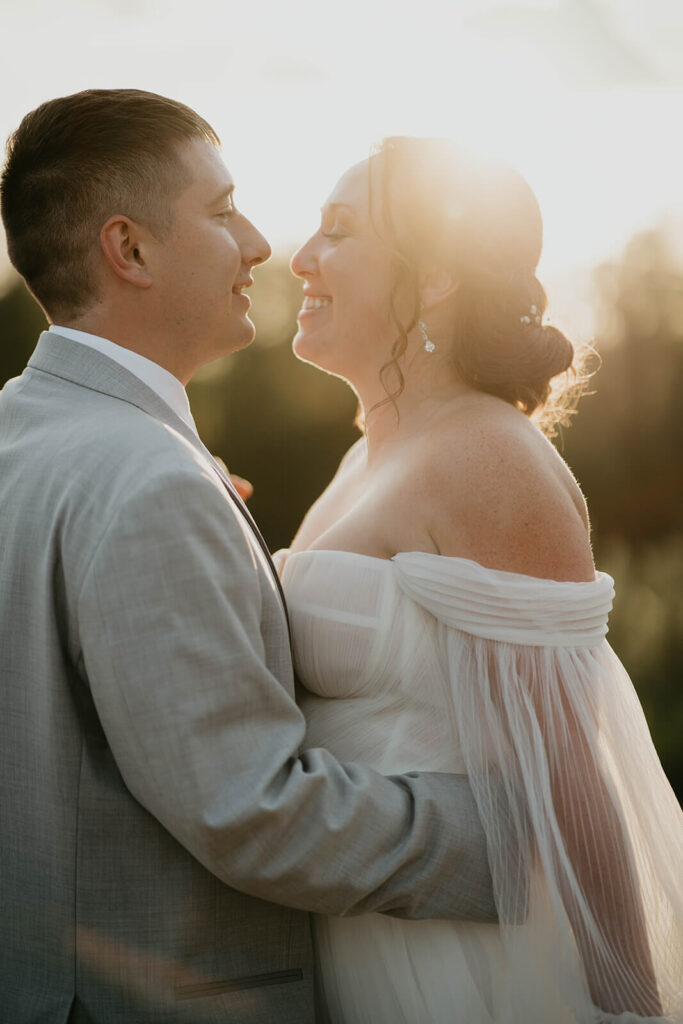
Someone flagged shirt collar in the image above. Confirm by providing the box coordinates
[48,325,197,435]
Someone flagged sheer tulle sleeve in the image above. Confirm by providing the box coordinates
[394,553,683,1023]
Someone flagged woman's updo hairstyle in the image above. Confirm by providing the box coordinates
[370,136,589,435]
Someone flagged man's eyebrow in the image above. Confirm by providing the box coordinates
[320,201,356,215]
[210,184,235,206]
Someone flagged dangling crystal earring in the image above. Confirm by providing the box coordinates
[418,307,435,353]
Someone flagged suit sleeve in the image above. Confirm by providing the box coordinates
[77,464,496,921]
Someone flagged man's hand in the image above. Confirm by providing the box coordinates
[213,457,254,502]
[230,475,254,502]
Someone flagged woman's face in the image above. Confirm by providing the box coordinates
[290,157,403,388]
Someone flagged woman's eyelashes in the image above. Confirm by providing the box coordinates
[321,221,350,242]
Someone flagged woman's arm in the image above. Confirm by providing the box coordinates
[430,414,662,1014]
[541,682,662,1015]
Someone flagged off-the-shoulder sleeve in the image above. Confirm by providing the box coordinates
[392,551,615,646]
[393,552,683,1022]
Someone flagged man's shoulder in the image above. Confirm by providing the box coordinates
[18,361,197,459]
[5,365,223,515]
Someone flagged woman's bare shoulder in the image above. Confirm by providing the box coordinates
[423,398,594,581]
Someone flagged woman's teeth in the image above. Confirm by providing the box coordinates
[302,296,331,310]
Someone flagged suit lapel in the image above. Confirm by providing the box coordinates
[28,332,289,625]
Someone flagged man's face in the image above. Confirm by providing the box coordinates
[151,139,271,378]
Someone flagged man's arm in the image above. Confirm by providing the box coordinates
[77,464,496,921]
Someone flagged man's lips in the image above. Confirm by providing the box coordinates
[232,278,253,307]
[232,276,253,292]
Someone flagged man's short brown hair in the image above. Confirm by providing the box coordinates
[0,89,220,320]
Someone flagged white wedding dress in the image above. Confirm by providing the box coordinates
[277,548,683,1024]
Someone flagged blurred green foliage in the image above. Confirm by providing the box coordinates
[1,229,681,796]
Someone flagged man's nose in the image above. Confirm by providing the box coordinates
[242,220,271,267]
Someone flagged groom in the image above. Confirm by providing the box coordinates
[0,90,496,1023]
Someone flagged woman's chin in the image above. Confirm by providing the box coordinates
[292,330,327,368]
[292,335,349,381]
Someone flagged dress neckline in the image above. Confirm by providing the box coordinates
[281,547,609,590]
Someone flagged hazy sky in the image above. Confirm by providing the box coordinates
[1,0,681,335]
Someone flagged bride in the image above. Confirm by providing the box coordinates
[275,137,683,1022]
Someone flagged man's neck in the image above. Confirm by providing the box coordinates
[61,314,190,384]
[48,323,197,433]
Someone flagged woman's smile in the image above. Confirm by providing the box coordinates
[297,294,332,321]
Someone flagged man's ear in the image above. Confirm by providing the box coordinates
[100,216,153,288]
[419,266,458,312]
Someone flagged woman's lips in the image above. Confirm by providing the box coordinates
[298,295,332,319]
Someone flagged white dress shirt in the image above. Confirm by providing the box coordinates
[48,325,198,435]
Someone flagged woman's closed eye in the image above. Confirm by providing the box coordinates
[319,202,356,242]
[321,220,351,242]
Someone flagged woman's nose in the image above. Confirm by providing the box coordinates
[290,233,318,279]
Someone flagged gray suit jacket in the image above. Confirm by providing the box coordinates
[0,333,496,1023]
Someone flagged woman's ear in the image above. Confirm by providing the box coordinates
[99,215,153,289]
[419,266,458,312]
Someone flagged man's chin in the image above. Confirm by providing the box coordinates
[227,318,256,353]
